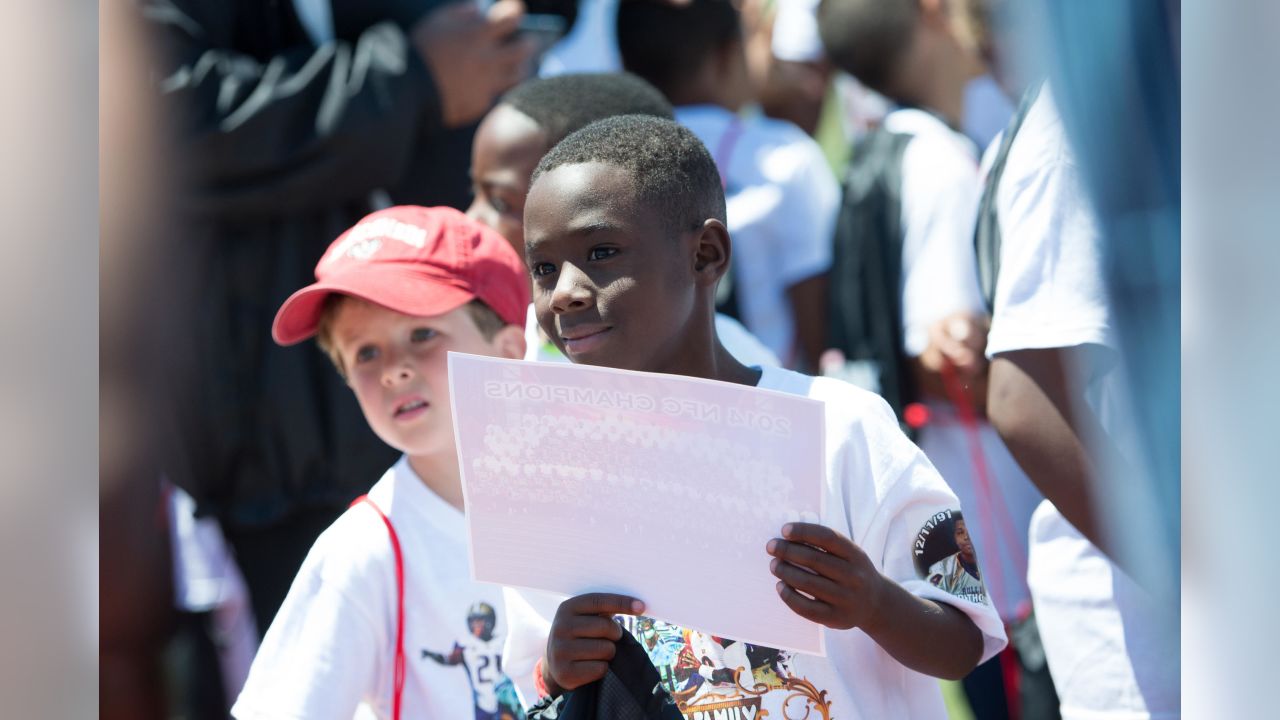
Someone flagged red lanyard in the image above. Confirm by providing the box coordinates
[938,364,1030,619]
[353,495,406,720]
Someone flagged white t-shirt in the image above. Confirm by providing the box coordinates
[232,458,523,720]
[983,87,1180,719]
[166,482,259,707]
[523,304,781,369]
[888,108,986,358]
[888,107,1041,622]
[503,366,1007,719]
[676,105,839,363]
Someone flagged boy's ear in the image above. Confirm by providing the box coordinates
[490,324,527,361]
[691,219,732,288]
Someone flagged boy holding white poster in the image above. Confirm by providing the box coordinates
[505,114,1007,719]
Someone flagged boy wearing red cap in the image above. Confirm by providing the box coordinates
[233,206,530,720]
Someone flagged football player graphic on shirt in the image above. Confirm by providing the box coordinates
[618,615,832,718]
[422,602,523,720]
[926,518,988,605]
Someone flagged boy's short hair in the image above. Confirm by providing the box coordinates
[616,0,740,99]
[817,0,919,94]
[532,114,726,234]
[500,73,674,149]
[314,296,506,376]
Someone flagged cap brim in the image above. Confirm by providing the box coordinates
[272,264,476,346]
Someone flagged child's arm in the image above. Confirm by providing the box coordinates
[987,347,1129,572]
[767,522,983,680]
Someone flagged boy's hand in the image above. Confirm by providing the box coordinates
[766,523,887,631]
[921,312,990,379]
[543,593,646,695]
[412,0,535,127]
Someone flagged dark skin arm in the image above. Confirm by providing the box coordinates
[767,523,983,680]
[787,272,829,372]
[987,347,1132,570]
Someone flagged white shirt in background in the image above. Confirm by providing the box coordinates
[984,87,1180,720]
[676,104,839,363]
[888,107,1042,622]
[167,483,259,709]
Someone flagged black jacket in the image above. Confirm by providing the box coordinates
[145,0,457,527]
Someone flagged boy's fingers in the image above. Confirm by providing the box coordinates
[568,660,610,684]
[484,0,526,37]
[561,614,624,641]
[778,522,854,560]
[776,581,834,624]
[564,592,645,617]
[493,37,537,86]
[435,1,481,23]
[560,637,619,663]
[766,538,845,578]
[770,558,845,604]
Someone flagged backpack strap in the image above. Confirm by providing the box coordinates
[975,83,1043,310]
[352,495,406,720]
[938,364,1029,616]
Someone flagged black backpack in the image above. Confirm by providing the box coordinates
[826,127,917,431]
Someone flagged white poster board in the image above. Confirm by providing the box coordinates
[449,352,827,655]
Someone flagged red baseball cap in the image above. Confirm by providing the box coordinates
[272,205,530,346]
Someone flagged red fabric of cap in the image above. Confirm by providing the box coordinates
[272,206,530,346]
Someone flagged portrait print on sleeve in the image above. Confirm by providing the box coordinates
[913,510,988,605]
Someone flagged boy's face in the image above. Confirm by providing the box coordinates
[954,519,976,563]
[328,298,523,459]
[466,104,550,261]
[523,162,702,373]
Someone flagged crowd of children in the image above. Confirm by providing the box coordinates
[136,1,1180,719]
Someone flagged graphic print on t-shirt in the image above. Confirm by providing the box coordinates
[913,509,988,605]
[618,615,832,720]
[421,602,524,720]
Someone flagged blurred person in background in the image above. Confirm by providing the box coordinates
[142,0,535,712]
[618,0,838,370]
[818,0,1050,717]
[464,71,779,368]
[744,0,832,138]
[1029,0,1181,601]
[102,7,175,719]
[976,3,1182,717]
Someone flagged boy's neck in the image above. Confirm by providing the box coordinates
[650,314,761,387]
[905,70,968,130]
[899,37,982,130]
[408,450,465,512]
[664,55,749,114]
